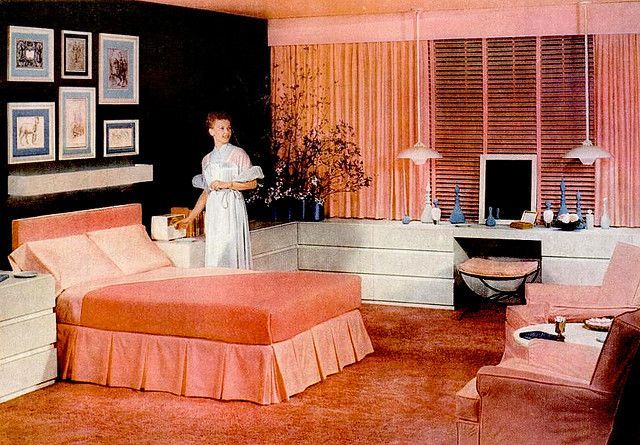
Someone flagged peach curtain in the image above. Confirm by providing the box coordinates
[595,34,640,227]
[271,43,430,220]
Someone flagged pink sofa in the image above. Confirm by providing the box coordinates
[456,308,640,444]
[504,242,640,359]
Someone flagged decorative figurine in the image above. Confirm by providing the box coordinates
[431,199,441,224]
[558,178,568,217]
[586,209,595,230]
[402,214,411,225]
[600,197,611,229]
[485,206,496,227]
[420,180,433,224]
[543,200,554,228]
[449,184,466,224]
[575,191,586,229]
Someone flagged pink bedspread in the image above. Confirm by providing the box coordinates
[79,271,361,344]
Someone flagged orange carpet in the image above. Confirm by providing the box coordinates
[0,304,505,445]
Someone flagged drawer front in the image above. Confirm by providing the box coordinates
[0,275,55,321]
[0,347,57,401]
[251,223,297,256]
[252,247,298,271]
[298,222,375,248]
[361,274,454,306]
[542,257,609,285]
[0,313,56,360]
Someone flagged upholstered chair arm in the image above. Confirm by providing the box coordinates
[526,341,601,381]
[525,283,602,306]
[476,365,615,444]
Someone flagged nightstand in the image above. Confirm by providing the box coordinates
[0,272,57,403]
[154,237,206,268]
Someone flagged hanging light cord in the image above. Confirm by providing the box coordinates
[583,1,591,144]
[415,9,422,145]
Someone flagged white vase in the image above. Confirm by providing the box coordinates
[600,198,611,229]
[586,210,595,230]
[543,209,554,228]
[420,204,433,223]
[431,206,441,224]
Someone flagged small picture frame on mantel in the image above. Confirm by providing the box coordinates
[103,119,139,157]
[61,30,92,79]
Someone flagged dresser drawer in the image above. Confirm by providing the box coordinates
[0,312,56,360]
[0,347,57,403]
[0,274,55,321]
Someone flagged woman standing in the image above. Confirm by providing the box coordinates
[178,111,263,269]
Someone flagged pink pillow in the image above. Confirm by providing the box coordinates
[87,224,173,274]
[10,234,123,293]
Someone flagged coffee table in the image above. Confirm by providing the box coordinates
[514,322,607,349]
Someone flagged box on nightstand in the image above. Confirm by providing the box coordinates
[0,272,57,403]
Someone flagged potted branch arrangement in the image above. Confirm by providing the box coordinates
[254,65,371,221]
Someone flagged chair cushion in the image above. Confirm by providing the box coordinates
[458,258,538,279]
[455,377,480,422]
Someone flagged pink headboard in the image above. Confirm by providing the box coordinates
[12,204,142,250]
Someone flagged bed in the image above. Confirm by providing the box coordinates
[9,204,373,404]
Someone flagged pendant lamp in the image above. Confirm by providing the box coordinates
[564,1,610,166]
[398,9,441,164]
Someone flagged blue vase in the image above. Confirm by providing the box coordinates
[312,202,324,222]
[486,207,496,227]
[449,184,466,224]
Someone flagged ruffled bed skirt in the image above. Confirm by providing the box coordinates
[57,309,373,404]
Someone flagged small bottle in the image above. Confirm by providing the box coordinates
[431,199,441,225]
[543,200,554,228]
[600,197,611,229]
[586,210,594,230]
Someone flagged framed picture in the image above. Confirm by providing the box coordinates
[7,26,54,82]
[58,87,96,160]
[7,102,55,164]
[103,119,139,157]
[98,33,139,104]
[520,210,538,225]
[61,30,92,79]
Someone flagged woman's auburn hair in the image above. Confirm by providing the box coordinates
[206,111,232,129]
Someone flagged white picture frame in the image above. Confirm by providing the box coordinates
[7,26,54,82]
[58,87,96,160]
[98,33,139,104]
[7,102,56,164]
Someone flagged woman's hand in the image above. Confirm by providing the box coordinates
[209,180,232,191]
[175,215,193,229]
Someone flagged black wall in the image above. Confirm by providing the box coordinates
[0,0,270,268]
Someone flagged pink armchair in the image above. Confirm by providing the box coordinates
[456,308,640,444]
[505,242,640,359]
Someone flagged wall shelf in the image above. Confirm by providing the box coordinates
[8,164,153,196]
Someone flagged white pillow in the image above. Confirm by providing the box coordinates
[10,234,123,293]
[87,224,173,274]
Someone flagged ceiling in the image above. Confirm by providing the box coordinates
[140,0,631,19]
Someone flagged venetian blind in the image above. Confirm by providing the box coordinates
[540,35,595,215]
[432,39,483,220]
[432,35,594,221]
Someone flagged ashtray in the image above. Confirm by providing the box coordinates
[14,271,37,278]
[584,317,613,331]
[556,220,581,231]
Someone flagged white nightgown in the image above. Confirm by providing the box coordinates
[197,143,263,269]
